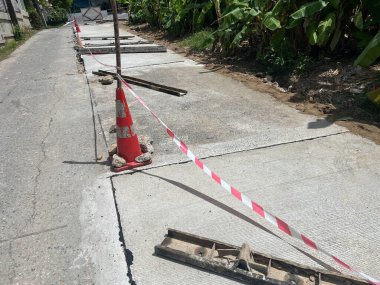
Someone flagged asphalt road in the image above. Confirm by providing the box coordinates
[0,28,128,284]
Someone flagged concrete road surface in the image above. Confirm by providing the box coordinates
[80,23,380,284]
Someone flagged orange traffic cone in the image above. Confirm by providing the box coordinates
[74,18,81,33]
[76,33,83,48]
[113,87,152,172]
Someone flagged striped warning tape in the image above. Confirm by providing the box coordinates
[115,74,379,285]
[80,40,378,283]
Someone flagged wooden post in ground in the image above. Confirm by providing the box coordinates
[110,0,121,88]
[4,0,18,26]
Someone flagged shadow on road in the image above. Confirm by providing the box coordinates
[136,170,338,273]
[62,160,109,165]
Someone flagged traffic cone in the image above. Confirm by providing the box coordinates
[74,18,81,33]
[76,33,83,48]
[113,87,152,172]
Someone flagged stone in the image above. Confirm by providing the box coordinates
[140,143,154,154]
[135,152,152,163]
[99,75,114,85]
[112,154,126,168]
[109,124,116,133]
[254,72,265,78]
[138,135,154,154]
[108,143,117,157]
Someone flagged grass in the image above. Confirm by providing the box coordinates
[179,30,214,51]
[0,29,37,62]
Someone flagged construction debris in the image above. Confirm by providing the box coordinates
[108,143,117,157]
[93,70,187,97]
[111,154,126,168]
[155,229,368,285]
[139,135,154,154]
[135,152,152,163]
[99,75,114,85]
[109,124,116,133]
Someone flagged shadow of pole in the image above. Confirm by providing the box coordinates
[136,170,338,273]
[62,160,109,165]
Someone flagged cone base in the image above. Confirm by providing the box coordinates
[112,160,152,172]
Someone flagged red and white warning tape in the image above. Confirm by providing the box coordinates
[81,38,379,283]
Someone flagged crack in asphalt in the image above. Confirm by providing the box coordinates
[22,80,62,230]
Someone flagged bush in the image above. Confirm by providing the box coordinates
[179,30,214,51]
[28,9,44,29]
[13,25,23,41]
[46,7,67,26]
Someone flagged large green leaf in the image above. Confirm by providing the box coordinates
[223,7,245,20]
[263,12,281,31]
[355,31,380,67]
[354,11,363,30]
[316,12,336,46]
[271,0,284,16]
[232,25,248,46]
[290,0,328,20]
[306,13,336,46]
[286,17,303,29]
[306,23,318,45]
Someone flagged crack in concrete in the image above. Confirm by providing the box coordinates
[0,225,68,244]
[110,177,136,285]
[8,242,16,284]
[108,131,350,179]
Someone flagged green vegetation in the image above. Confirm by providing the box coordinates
[50,0,73,11]
[179,30,214,51]
[0,30,36,62]
[128,0,380,68]
[46,7,68,26]
[27,9,44,29]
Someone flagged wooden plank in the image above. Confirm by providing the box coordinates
[155,229,368,285]
[93,70,187,97]
[84,40,153,47]
[81,35,134,40]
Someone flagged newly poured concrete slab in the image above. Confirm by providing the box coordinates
[80,23,380,284]
[84,57,347,167]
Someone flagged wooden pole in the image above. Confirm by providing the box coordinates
[4,0,18,26]
[110,0,121,88]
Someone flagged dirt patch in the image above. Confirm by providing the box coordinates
[122,23,380,145]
